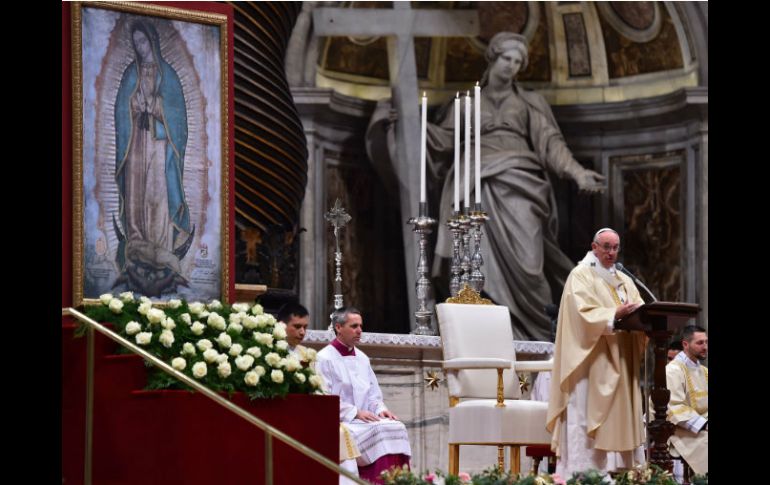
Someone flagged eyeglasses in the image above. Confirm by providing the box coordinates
[598,244,621,253]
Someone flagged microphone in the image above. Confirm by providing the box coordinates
[615,262,657,303]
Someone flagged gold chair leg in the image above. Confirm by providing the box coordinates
[449,444,459,475]
[497,445,505,471]
[509,445,520,475]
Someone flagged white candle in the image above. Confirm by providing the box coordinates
[420,92,427,203]
[454,93,460,213]
[474,82,481,208]
[464,91,471,209]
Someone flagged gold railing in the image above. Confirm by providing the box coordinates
[62,307,368,485]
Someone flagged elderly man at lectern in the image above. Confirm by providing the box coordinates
[546,228,647,478]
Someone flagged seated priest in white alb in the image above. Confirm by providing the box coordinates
[316,307,411,484]
[278,302,362,484]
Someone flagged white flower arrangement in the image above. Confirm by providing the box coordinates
[84,294,323,399]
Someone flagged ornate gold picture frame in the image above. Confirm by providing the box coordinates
[70,2,231,305]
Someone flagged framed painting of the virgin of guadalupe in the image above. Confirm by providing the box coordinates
[69,1,233,306]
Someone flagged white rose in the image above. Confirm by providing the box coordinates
[227,322,243,334]
[254,365,266,377]
[199,310,210,319]
[109,298,124,314]
[232,303,251,313]
[309,375,324,389]
[119,291,134,302]
[265,314,277,325]
[228,344,243,357]
[161,317,176,330]
[191,322,205,336]
[196,339,213,352]
[188,302,205,315]
[137,302,152,316]
[217,361,232,378]
[274,321,287,332]
[207,313,226,331]
[99,293,113,305]
[284,356,302,372]
[181,313,192,325]
[270,370,284,383]
[264,352,281,367]
[278,358,288,369]
[192,362,207,378]
[294,373,306,384]
[159,330,175,348]
[147,308,166,325]
[246,347,262,358]
[251,304,264,315]
[208,299,223,311]
[304,348,317,362]
[203,348,219,364]
[242,315,258,330]
[168,299,182,309]
[216,354,229,364]
[216,333,232,349]
[139,296,152,305]
[125,321,142,335]
[244,371,260,386]
[254,333,274,347]
[182,342,196,356]
[276,340,289,351]
[235,354,255,371]
[272,326,287,340]
[255,314,270,328]
[228,312,243,325]
[135,332,152,345]
[171,357,186,371]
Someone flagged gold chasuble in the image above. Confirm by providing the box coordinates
[666,358,708,474]
[546,261,647,453]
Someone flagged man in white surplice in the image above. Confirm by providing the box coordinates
[316,307,411,483]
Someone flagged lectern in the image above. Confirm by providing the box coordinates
[615,302,700,472]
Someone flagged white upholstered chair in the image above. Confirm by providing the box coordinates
[437,302,553,474]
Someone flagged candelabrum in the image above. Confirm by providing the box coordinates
[408,202,437,335]
[469,206,489,293]
[447,212,465,297]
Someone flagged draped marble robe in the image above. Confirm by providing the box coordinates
[428,83,589,341]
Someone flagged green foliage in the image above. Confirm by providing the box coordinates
[613,464,677,485]
[380,465,565,485]
[565,469,611,485]
[80,293,324,399]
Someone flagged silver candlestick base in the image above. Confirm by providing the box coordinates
[447,211,464,297]
[459,209,472,286]
[469,208,488,293]
[408,202,437,336]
